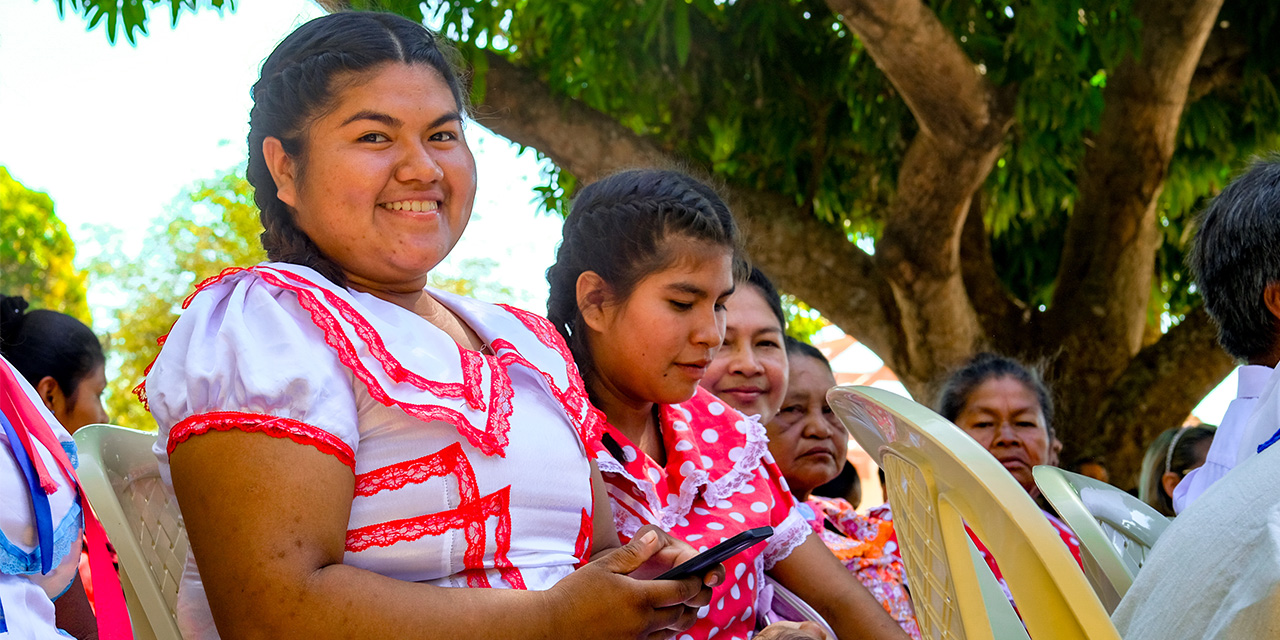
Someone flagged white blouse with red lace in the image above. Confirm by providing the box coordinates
[593,387,810,640]
[144,263,601,640]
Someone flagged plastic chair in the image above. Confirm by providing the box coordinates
[74,424,185,640]
[827,386,1119,640]
[1032,465,1170,612]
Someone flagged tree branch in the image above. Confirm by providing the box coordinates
[959,193,1030,351]
[1087,306,1234,483]
[823,0,1006,147]
[1050,0,1224,358]
[472,50,907,368]
[821,0,1013,391]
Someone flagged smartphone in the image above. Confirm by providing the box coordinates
[654,526,773,580]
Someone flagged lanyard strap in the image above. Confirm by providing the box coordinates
[0,409,54,573]
[0,364,133,639]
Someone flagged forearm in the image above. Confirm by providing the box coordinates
[209,562,562,640]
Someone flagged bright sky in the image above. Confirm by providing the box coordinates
[0,0,1237,424]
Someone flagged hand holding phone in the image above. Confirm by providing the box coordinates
[654,526,773,580]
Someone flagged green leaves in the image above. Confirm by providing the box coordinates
[49,0,236,45]
[0,167,91,324]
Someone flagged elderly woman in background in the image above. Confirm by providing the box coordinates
[768,337,921,639]
[936,353,1082,609]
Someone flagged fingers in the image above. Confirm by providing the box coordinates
[644,574,705,608]
[702,563,725,589]
[594,530,662,575]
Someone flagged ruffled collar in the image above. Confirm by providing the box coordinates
[139,262,600,458]
[593,387,771,534]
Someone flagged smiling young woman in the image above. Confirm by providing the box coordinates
[142,12,712,640]
[701,268,789,424]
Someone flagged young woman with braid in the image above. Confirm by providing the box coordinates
[546,168,909,640]
[142,12,714,639]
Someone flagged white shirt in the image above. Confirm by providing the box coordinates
[146,263,600,639]
[1173,364,1272,514]
[1112,444,1280,638]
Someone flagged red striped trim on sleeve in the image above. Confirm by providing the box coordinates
[168,411,355,471]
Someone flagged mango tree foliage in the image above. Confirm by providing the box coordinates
[46,0,235,44]
[66,0,1280,481]
[0,167,91,323]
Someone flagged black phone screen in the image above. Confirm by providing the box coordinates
[653,526,773,580]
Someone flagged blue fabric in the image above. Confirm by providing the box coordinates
[1257,427,1280,454]
[0,501,82,577]
[59,441,77,470]
[0,411,54,574]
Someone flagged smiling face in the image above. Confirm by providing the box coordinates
[266,62,477,293]
[584,237,736,410]
[767,354,848,501]
[955,376,1050,496]
[700,285,788,422]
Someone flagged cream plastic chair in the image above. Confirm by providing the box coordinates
[74,424,185,640]
[1032,465,1170,613]
[827,386,1119,640]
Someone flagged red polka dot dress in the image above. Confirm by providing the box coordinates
[593,387,811,640]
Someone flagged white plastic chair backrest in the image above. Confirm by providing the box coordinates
[827,386,1119,640]
[74,424,185,640]
[1032,465,1171,612]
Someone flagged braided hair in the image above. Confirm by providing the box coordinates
[0,295,105,402]
[546,169,747,389]
[247,11,468,285]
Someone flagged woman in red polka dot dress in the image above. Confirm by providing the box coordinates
[546,169,909,640]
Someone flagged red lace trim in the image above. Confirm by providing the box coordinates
[354,442,476,500]
[249,268,512,457]
[490,335,602,451]
[573,507,592,568]
[348,442,525,589]
[271,269,484,409]
[168,411,355,470]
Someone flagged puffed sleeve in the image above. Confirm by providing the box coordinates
[147,272,360,480]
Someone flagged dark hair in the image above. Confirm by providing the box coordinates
[1138,425,1216,517]
[935,352,1055,440]
[745,267,786,332]
[0,295,105,406]
[785,336,830,369]
[546,169,746,387]
[1189,155,1280,362]
[1069,455,1107,472]
[247,11,468,285]
[812,461,861,503]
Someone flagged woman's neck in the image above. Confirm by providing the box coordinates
[349,280,485,352]
[589,378,665,465]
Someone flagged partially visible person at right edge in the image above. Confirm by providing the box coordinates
[1112,156,1280,639]
[1173,156,1280,513]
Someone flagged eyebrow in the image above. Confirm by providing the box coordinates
[665,282,710,298]
[340,110,462,130]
